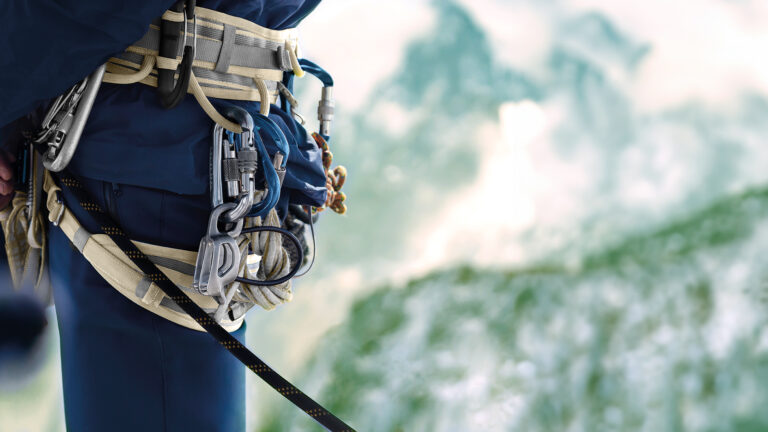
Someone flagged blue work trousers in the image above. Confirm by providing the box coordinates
[49,176,246,432]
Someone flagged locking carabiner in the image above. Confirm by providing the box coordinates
[211,104,286,221]
[298,59,334,140]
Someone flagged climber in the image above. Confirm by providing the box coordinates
[0,1,350,431]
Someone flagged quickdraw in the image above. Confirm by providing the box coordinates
[286,58,349,215]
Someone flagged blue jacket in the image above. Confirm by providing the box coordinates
[0,0,326,210]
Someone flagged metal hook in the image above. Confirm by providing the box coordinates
[42,64,106,172]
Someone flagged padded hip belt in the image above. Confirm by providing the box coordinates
[104,7,304,130]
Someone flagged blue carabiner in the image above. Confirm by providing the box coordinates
[252,113,290,166]
[298,59,334,87]
[247,130,281,218]
[246,113,292,218]
[298,59,334,141]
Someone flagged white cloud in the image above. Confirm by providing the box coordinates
[567,0,768,111]
[299,0,435,110]
[406,100,593,270]
[457,0,553,73]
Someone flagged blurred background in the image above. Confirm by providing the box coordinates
[5,0,768,430]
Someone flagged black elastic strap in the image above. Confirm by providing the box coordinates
[56,173,355,432]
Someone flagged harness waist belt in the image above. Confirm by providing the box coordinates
[104,7,301,106]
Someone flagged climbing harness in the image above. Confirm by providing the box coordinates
[55,171,354,431]
[2,3,353,429]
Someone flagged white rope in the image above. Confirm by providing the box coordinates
[234,208,293,310]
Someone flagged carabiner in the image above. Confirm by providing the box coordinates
[211,104,284,222]
[298,59,335,139]
[42,64,106,172]
[158,0,196,109]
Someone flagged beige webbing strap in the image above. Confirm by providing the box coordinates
[162,10,185,22]
[156,56,181,71]
[43,172,244,332]
[102,6,302,133]
[0,193,45,291]
[253,78,271,116]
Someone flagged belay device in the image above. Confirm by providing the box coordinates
[12,1,354,430]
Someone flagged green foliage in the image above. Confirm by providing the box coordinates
[265,177,768,430]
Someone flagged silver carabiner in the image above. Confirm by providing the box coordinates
[210,106,260,223]
[42,64,106,172]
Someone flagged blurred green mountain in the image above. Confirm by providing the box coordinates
[264,3,768,429]
[313,1,542,275]
[264,165,768,432]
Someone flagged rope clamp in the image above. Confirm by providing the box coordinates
[193,202,243,299]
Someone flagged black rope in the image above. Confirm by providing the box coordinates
[56,173,355,432]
